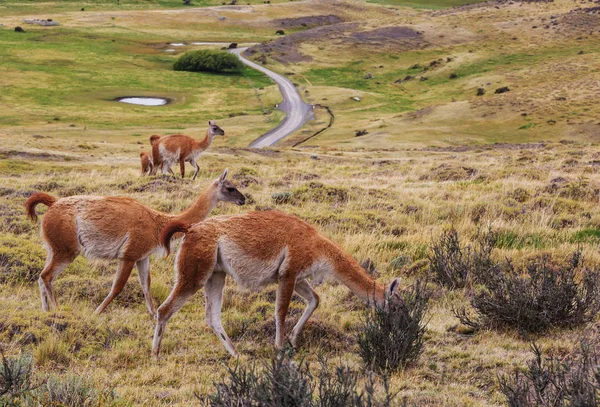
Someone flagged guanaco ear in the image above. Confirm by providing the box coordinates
[386,277,401,298]
[218,168,229,183]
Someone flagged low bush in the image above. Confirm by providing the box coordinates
[202,350,397,407]
[428,227,498,289]
[1,351,126,407]
[457,252,600,335]
[499,340,600,406]
[0,352,35,401]
[173,50,243,73]
[357,280,430,372]
[35,375,123,407]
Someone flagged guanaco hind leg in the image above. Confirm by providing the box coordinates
[94,259,136,314]
[204,271,239,357]
[38,254,71,311]
[179,158,185,179]
[153,248,216,358]
[275,273,297,349]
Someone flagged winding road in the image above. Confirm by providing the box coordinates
[229,47,314,148]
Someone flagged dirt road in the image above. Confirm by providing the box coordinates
[230,47,313,148]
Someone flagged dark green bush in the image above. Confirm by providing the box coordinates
[173,50,243,73]
[357,280,430,373]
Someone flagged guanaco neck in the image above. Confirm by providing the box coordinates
[170,183,219,225]
[331,250,386,307]
[195,129,215,152]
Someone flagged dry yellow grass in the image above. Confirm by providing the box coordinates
[1,0,600,405]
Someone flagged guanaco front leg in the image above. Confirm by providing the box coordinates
[136,257,156,317]
[94,259,135,314]
[190,159,200,181]
[289,280,320,348]
[204,271,239,357]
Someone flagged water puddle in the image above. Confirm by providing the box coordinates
[116,97,169,106]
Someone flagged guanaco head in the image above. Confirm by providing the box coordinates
[208,120,225,137]
[384,277,404,308]
[214,168,245,206]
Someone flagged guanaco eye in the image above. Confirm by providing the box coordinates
[227,187,235,192]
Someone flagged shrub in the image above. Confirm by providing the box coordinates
[428,228,498,289]
[0,352,35,401]
[499,341,600,406]
[357,280,430,373]
[173,50,243,73]
[202,350,397,407]
[457,252,600,335]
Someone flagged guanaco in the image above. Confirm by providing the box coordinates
[24,169,245,317]
[140,152,153,176]
[151,121,224,180]
[153,210,402,358]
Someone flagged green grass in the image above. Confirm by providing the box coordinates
[0,27,274,133]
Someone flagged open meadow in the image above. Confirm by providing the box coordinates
[1,0,600,405]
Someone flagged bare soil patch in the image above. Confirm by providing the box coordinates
[245,23,359,64]
[246,24,424,64]
[272,14,343,29]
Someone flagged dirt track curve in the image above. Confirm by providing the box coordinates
[230,47,314,148]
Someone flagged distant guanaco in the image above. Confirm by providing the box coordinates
[151,121,225,180]
[24,169,245,317]
[139,152,153,176]
[153,210,402,358]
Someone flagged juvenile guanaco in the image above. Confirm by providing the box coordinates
[140,152,153,176]
[151,121,224,180]
[24,169,245,316]
[154,210,402,357]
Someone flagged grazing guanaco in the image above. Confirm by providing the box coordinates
[140,152,153,176]
[151,121,225,180]
[153,210,402,358]
[24,169,245,317]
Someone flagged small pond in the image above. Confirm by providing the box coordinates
[116,97,169,106]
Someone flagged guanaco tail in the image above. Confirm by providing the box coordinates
[153,210,402,358]
[151,120,224,180]
[24,169,245,316]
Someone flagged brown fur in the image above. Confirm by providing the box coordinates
[140,152,153,176]
[153,210,402,357]
[26,169,244,316]
[25,192,57,222]
[151,121,224,180]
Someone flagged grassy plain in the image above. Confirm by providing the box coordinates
[1,0,600,405]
